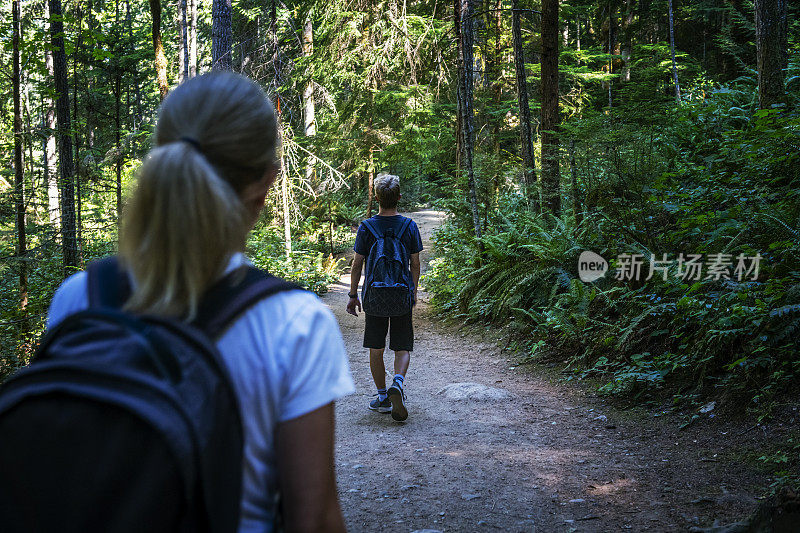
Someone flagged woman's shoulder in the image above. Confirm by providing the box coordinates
[48,271,90,329]
[237,287,336,335]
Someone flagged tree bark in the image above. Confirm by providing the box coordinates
[189,0,198,77]
[541,0,561,216]
[569,139,582,227]
[279,120,292,261]
[115,1,123,220]
[454,0,463,174]
[489,0,503,192]
[621,0,634,82]
[668,0,681,103]
[212,0,233,70]
[179,0,188,83]
[607,2,616,109]
[754,0,787,109]
[49,0,79,272]
[74,6,84,253]
[367,147,375,218]
[303,16,317,180]
[148,0,169,99]
[512,0,537,206]
[44,1,59,228]
[457,0,483,244]
[13,0,27,307]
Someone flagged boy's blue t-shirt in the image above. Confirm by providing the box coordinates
[353,215,423,258]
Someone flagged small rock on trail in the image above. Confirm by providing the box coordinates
[437,382,512,401]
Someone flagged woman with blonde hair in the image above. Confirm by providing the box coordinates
[45,72,354,532]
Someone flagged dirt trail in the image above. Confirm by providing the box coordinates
[320,210,768,533]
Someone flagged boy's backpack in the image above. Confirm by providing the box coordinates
[0,257,299,533]
[361,217,414,317]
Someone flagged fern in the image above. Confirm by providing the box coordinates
[770,304,800,318]
[616,302,674,351]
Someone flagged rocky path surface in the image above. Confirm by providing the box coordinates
[320,209,768,533]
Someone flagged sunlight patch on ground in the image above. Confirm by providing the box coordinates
[587,477,636,495]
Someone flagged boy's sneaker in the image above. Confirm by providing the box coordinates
[368,395,391,414]
[387,380,408,422]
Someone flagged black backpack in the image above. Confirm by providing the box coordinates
[0,257,299,533]
[361,217,414,317]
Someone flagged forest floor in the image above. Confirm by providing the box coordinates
[321,209,794,533]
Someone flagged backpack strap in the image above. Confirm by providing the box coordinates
[87,257,131,309]
[363,217,413,240]
[192,266,302,339]
[361,219,382,241]
[87,256,301,339]
[397,217,413,240]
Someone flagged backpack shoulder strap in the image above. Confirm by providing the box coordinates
[361,219,382,240]
[87,257,301,338]
[87,256,131,309]
[193,266,302,339]
[397,217,413,240]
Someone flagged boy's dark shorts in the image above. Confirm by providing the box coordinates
[363,312,413,351]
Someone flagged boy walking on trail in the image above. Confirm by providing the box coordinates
[346,173,423,422]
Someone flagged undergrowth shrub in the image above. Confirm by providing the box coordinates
[426,67,800,413]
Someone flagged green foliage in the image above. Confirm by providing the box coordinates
[248,224,342,295]
[427,61,800,409]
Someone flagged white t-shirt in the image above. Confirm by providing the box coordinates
[47,253,355,533]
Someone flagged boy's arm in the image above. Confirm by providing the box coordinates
[410,253,420,303]
[346,253,364,316]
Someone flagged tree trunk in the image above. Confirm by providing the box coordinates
[279,123,292,261]
[115,1,123,220]
[367,147,375,218]
[754,0,787,109]
[49,0,79,272]
[512,0,537,206]
[189,0,198,77]
[13,0,27,307]
[268,0,290,259]
[454,0,463,174]
[303,16,317,183]
[74,6,84,253]
[457,0,483,244]
[212,0,233,70]
[621,0,634,82]
[668,0,681,103]
[44,1,59,229]
[569,139,582,227]
[23,92,36,218]
[541,0,561,216]
[607,2,616,109]
[179,0,188,83]
[148,0,169,99]
[486,0,502,192]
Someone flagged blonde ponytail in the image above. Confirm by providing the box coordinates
[119,72,279,319]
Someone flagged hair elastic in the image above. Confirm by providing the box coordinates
[180,136,203,152]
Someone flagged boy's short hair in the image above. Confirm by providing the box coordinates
[375,173,400,208]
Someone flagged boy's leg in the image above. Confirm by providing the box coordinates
[393,350,410,378]
[364,314,391,413]
[387,311,413,377]
[386,312,413,421]
[369,348,387,390]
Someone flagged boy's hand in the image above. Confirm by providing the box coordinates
[346,296,361,317]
